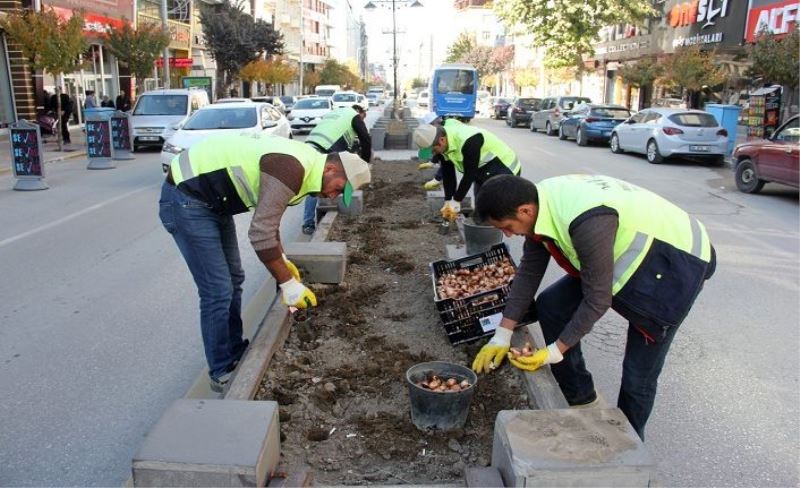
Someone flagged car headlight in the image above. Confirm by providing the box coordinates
[162,142,184,154]
[287,115,295,121]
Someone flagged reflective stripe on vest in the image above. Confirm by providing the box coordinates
[306,108,356,150]
[443,119,518,174]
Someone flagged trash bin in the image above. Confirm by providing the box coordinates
[406,361,478,432]
[84,107,116,121]
[704,103,741,156]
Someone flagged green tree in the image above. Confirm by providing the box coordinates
[660,46,727,108]
[747,29,799,119]
[411,77,428,89]
[445,32,477,63]
[618,57,663,87]
[493,0,653,69]
[513,68,539,93]
[1,7,87,150]
[319,59,351,86]
[105,21,170,98]
[201,0,283,99]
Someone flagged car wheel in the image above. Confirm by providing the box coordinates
[546,121,555,136]
[576,127,588,146]
[646,139,664,164]
[530,121,537,132]
[558,125,567,140]
[610,133,623,154]
[132,145,139,153]
[735,159,765,194]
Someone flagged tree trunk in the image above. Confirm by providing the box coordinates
[55,78,63,152]
[215,68,227,101]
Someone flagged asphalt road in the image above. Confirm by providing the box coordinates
[467,116,799,487]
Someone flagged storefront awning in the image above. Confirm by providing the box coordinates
[751,85,782,96]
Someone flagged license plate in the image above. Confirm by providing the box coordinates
[690,145,710,152]
[140,136,159,141]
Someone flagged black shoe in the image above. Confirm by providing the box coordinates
[209,370,233,393]
[302,225,315,235]
[568,390,598,408]
[233,339,250,363]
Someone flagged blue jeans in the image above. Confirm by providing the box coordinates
[536,275,679,440]
[302,195,317,229]
[158,182,247,379]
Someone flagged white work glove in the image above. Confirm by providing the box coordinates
[472,326,513,374]
[279,278,317,308]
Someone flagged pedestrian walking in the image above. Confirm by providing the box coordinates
[116,90,132,112]
[471,174,716,440]
[50,91,73,144]
[159,133,371,392]
[413,119,521,221]
[301,102,371,235]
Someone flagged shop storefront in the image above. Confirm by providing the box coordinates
[137,11,192,91]
[745,0,799,42]
[593,22,658,107]
[0,15,17,130]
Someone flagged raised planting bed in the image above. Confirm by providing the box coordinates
[255,160,529,485]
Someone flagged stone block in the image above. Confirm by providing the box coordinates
[426,191,472,215]
[284,241,347,284]
[317,191,363,217]
[133,399,279,487]
[371,129,386,150]
[492,409,655,487]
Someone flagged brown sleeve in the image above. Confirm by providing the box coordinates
[502,236,550,322]
[259,153,305,194]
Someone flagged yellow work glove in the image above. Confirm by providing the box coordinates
[279,278,317,308]
[440,200,461,222]
[508,343,564,372]
[423,178,442,190]
[282,254,301,281]
[472,327,513,374]
[418,161,435,170]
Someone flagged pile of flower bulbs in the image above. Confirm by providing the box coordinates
[436,257,515,300]
[416,375,472,393]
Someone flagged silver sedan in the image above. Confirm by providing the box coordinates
[610,108,728,165]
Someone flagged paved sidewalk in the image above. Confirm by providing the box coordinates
[0,125,87,173]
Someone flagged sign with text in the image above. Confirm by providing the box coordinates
[746,0,799,41]
[9,120,48,191]
[111,112,132,151]
[86,119,113,159]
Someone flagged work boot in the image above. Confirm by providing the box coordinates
[423,178,441,190]
[569,391,600,409]
[302,225,315,235]
[417,161,434,170]
[209,369,233,393]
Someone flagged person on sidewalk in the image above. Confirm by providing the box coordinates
[84,91,97,109]
[49,92,73,144]
[100,95,115,108]
[416,112,444,190]
[471,174,716,440]
[159,133,371,392]
[413,119,520,221]
[116,90,132,112]
[301,102,371,235]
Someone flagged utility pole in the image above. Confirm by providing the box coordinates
[161,0,170,88]
[298,0,304,95]
[391,0,398,109]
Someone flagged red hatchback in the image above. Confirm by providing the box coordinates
[732,116,799,193]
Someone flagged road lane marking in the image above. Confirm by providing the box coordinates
[0,185,156,249]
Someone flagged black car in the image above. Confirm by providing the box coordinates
[506,98,541,128]
[492,97,512,119]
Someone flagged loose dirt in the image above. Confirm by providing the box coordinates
[255,160,528,485]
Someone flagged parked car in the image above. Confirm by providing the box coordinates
[160,101,291,172]
[506,98,541,128]
[250,96,287,113]
[331,91,360,110]
[130,88,210,152]
[558,104,631,145]
[287,97,333,134]
[215,98,251,104]
[610,108,728,165]
[491,97,513,119]
[653,97,687,109]
[366,93,379,106]
[417,90,430,108]
[530,96,592,135]
[732,115,799,193]
[279,96,297,112]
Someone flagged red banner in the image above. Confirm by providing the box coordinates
[50,6,127,36]
[156,57,193,68]
[746,0,799,41]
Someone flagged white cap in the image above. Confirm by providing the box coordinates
[413,124,437,149]
[352,101,367,112]
[421,112,439,124]
[337,152,371,206]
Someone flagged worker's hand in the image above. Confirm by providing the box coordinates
[472,327,513,374]
[508,343,563,372]
[440,200,461,222]
[418,161,434,170]
[279,278,317,308]
[423,178,442,190]
[282,254,301,281]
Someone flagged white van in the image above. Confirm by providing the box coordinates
[130,88,210,151]
[314,85,341,98]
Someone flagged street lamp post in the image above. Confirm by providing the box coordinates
[364,0,423,111]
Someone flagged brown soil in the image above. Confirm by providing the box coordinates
[255,160,528,485]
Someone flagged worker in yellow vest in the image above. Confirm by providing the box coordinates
[471,174,716,440]
[160,133,371,392]
[413,119,520,221]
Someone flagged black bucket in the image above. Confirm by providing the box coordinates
[463,219,503,255]
[406,361,478,432]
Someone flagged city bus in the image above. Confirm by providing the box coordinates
[429,64,478,122]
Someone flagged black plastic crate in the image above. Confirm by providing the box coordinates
[430,243,516,345]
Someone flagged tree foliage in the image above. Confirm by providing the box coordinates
[660,45,727,92]
[493,0,653,69]
[513,68,539,90]
[105,21,170,96]
[747,28,799,89]
[445,32,477,63]
[458,45,515,82]
[618,57,663,87]
[411,77,428,89]
[0,7,87,149]
[302,70,321,93]
[200,0,283,99]
[240,57,297,94]
[318,59,363,91]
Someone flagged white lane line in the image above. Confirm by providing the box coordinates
[0,185,156,249]
[533,147,557,157]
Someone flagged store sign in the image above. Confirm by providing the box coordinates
[672,31,725,47]
[156,57,193,68]
[596,39,651,55]
[745,0,799,41]
[669,0,730,28]
[51,7,126,36]
[167,20,192,50]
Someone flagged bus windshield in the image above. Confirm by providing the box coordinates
[436,70,475,95]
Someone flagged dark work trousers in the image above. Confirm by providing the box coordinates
[536,275,679,440]
[471,158,518,202]
[60,111,71,143]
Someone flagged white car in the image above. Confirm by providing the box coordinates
[160,101,291,171]
[287,97,333,134]
[610,108,727,165]
[417,90,430,108]
[330,91,361,110]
